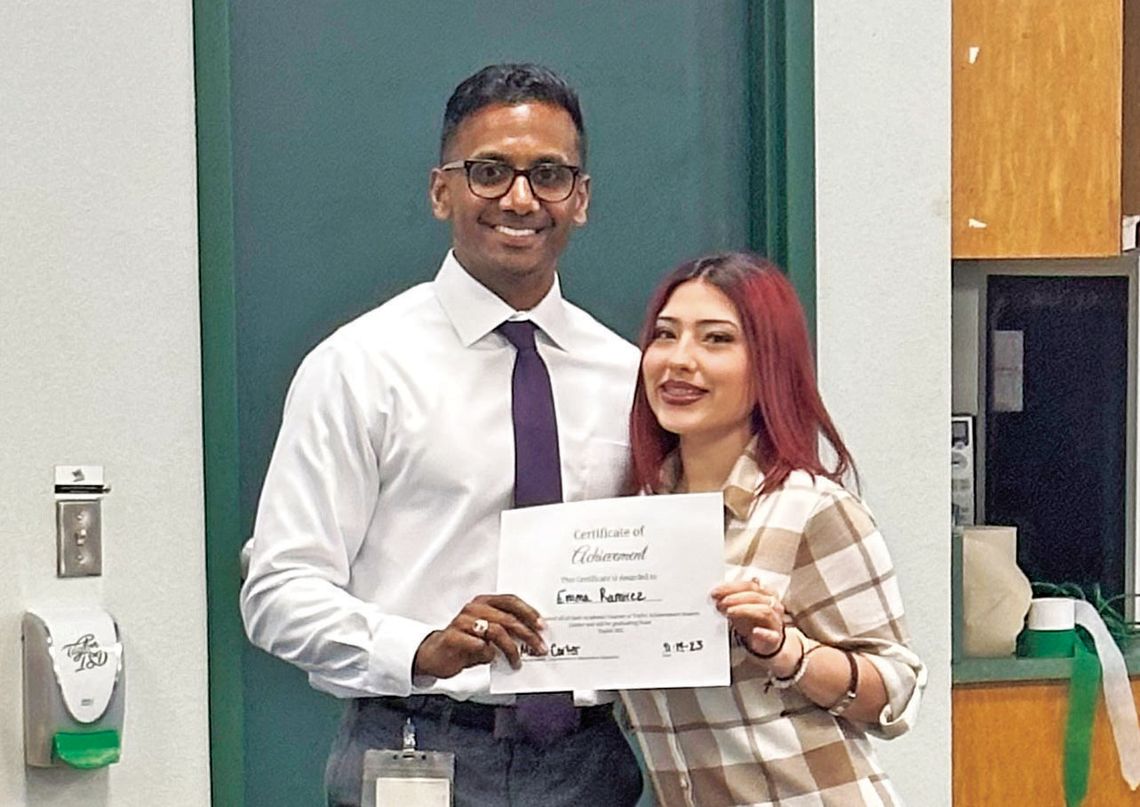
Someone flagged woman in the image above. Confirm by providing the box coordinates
[622,252,925,806]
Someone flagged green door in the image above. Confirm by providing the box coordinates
[195,3,813,805]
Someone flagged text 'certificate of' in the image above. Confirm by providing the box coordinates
[491,492,730,693]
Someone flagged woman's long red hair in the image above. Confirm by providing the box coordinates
[629,252,856,495]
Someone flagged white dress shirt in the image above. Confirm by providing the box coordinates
[240,251,640,703]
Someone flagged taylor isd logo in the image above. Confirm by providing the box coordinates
[62,634,109,672]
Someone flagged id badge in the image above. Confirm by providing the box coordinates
[361,718,455,807]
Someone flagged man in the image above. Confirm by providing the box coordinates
[241,64,643,807]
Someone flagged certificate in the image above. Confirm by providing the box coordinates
[490,492,730,693]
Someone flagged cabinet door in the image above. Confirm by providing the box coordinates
[953,0,1122,258]
[954,680,1140,805]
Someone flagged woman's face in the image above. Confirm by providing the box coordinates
[642,279,754,447]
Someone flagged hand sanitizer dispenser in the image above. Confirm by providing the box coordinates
[23,608,125,768]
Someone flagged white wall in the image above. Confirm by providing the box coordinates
[0,3,210,806]
[815,2,952,805]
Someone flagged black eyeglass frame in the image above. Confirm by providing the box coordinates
[439,159,583,203]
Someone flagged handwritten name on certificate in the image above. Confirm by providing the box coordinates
[490,492,729,693]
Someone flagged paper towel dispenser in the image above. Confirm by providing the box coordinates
[23,608,125,768]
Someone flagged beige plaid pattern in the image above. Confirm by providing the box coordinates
[623,447,926,807]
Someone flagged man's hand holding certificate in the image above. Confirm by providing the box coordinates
[491,492,729,693]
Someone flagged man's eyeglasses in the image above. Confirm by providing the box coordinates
[439,159,582,203]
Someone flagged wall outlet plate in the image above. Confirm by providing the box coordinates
[56,500,102,577]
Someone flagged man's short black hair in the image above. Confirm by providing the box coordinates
[440,63,587,165]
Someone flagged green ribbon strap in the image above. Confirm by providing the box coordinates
[1063,629,1101,807]
[1019,627,1101,807]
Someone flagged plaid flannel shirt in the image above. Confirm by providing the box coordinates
[623,446,926,807]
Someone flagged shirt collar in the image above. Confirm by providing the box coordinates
[656,437,764,522]
[433,250,574,350]
[721,440,764,521]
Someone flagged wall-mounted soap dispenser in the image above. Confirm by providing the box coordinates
[23,608,125,768]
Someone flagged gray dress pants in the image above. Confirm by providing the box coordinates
[325,697,643,807]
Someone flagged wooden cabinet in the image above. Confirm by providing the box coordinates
[952,4,1140,798]
[952,0,1140,258]
[953,678,1140,805]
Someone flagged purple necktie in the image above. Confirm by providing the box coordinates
[496,320,580,745]
[498,320,563,507]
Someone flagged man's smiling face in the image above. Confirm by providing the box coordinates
[429,102,590,308]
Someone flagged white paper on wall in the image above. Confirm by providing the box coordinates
[991,329,1024,412]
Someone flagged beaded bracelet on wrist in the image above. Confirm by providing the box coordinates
[826,649,860,716]
[764,632,808,691]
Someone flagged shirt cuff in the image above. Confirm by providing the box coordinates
[368,614,437,696]
[863,653,923,739]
